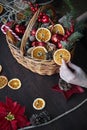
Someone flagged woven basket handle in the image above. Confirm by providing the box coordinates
[20,5,56,55]
[20,7,41,54]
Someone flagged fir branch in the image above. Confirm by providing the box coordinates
[59,12,74,29]
[75,21,85,33]
[63,0,76,19]
[61,41,73,50]
[68,31,83,43]
[63,0,74,11]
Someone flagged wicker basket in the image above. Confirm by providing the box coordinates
[6,5,73,76]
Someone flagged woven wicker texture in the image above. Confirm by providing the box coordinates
[6,5,60,75]
[6,5,70,75]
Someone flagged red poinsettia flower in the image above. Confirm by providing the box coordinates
[0,97,30,130]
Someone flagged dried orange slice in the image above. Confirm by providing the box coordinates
[6,30,18,45]
[31,46,47,60]
[35,27,51,42]
[0,4,3,14]
[33,98,45,110]
[0,65,2,72]
[51,24,65,35]
[8,78,21,90]
[16,12,26,21]
[0,76,8,89]
[53,49,71,65]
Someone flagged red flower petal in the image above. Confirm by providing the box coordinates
[15,115,30,128]
[52,84,84,99]
[11,120,17,130]
[0,119,10,130]
[12,103,25,115]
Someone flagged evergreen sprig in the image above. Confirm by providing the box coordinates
[61,41,74,50]
[60,12,73,29]
[63,0,74,11]
[68,31,83,43]
[75,21,85,33]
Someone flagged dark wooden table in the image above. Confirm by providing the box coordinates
[0,0,87,130]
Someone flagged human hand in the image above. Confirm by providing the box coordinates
[59,60,87,88]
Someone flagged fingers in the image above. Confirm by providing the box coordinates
[61,59,68,69]
[59,60,75,83]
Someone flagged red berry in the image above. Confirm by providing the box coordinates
[58,42,62,48]
[35,4,38,6]
[66,30,71,36]
[40,12,43,16]
[64,34,68,39]
[31,29,37,36]
[35,7,38,11]
[51,34,59,43]
[70,28,74,33]
[32,41,38,46]
[42,15,49,23]
[30,6,35,12]
[37,42,45,46]
[62,37,65,41]
[38,18,42,22]
[70,25,74,33]
[43,13,46,16]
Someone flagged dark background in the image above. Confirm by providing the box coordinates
[0,0,87,130]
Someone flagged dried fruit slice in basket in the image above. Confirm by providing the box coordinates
[6,30,19,45]
[50,24,65,35]
[33,98,45,110]
[0,65,2,72]
[0,76,8,89]
[53,49,71,65]
[35,27,51,42]
[0,4,3,14]
[8,78,21,90]
[31,46,47,60]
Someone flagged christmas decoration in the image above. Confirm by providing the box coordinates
[0,97,30,130]
[30,111,51,125]
[14,24,26,38]
[52,83,84,99]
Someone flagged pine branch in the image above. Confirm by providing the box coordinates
[75,21,85,33]
[59,12,74,29]
[61,41,73,50]
[63,0,74,11]
[68,32,83,43]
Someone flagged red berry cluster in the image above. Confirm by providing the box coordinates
[32,41,45,47]
[51,34,63,48]
[63,23,74,41]
[28,2,50,23]
[28,2,39,13]
[38,12,50,23]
